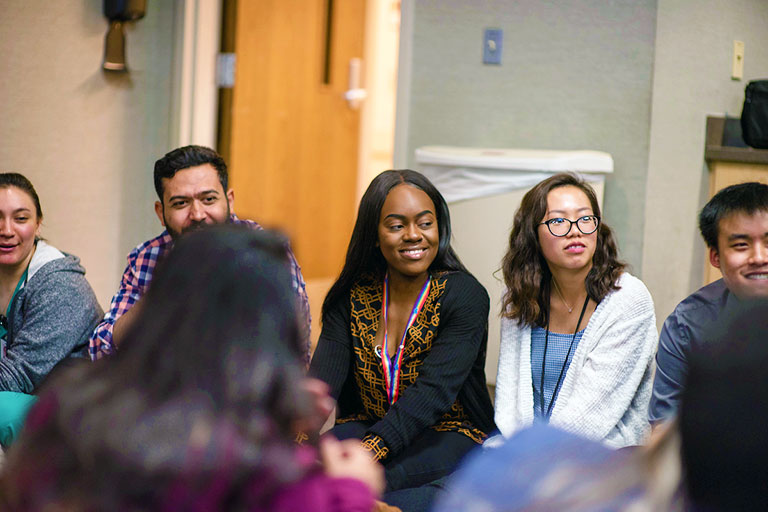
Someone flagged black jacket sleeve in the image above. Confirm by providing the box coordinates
[308,297,353,400]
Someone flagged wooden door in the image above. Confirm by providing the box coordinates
[227,0,365,280]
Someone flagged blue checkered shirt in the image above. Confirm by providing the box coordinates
[531,326,585,420]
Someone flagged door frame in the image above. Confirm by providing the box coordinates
[393,0,413,169]
[170,0,222,149]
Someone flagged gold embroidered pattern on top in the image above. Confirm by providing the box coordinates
[432,402,486,444]
[337,273,485,445]
[361,434,390,461]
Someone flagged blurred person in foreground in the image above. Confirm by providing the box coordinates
[680,297,768,511]
[0,225,382,511]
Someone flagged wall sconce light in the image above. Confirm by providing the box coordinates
[102,0,147,72]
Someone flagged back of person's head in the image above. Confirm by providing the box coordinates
[120,223,304,379]
[699,182,768,250]
[322,169,466,319]
[0,172,43,219]
[153,145,228,201]
[680,298,768,510]
[1,225,312,510]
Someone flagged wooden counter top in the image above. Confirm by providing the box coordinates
[705,116,768,164]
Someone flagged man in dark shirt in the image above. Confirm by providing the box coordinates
[649,182,768,423]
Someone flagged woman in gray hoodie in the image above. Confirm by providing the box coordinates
[0,173,102,446]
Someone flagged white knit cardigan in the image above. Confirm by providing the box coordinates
[493,273,658,448]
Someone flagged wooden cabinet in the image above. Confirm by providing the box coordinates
[704,116,768,284]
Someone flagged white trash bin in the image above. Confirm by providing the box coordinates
[415,145,613,388]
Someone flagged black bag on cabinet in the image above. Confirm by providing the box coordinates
[741,80,768,149]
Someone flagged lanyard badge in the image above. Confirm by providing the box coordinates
[380,273,431,404]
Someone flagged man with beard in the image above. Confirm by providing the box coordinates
[89,145,309,360]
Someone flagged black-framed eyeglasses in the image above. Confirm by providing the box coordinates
[539,215,600,237]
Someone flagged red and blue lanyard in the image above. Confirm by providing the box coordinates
[380,273,431,404]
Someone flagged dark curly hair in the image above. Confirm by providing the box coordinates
[500,173,625,326]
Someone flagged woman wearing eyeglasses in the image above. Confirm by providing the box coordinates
[493,173,657,448]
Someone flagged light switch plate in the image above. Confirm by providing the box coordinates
[732,40,744,80]
[483,28,502,65]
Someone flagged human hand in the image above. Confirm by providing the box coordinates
[293,378,335,435]
[319,436,385,497]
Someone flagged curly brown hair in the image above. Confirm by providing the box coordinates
[500,173,626,326]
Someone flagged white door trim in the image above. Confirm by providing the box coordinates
[170,0,222,149]
[393,0,413,168]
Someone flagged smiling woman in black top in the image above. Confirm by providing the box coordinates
[309,170,495,497]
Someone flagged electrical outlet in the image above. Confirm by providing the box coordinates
[732,40,744,80]
[483,28,502,65]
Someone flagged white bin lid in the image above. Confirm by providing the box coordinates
[415,146,613,203]
[415,146,613,173]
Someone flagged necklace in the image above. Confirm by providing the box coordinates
[552,278,573,314]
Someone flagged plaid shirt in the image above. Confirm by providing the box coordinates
[89,216,310,361]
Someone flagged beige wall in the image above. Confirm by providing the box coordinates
[642,0,768,326]
[396,0,656,276]
[0,1,177,307]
